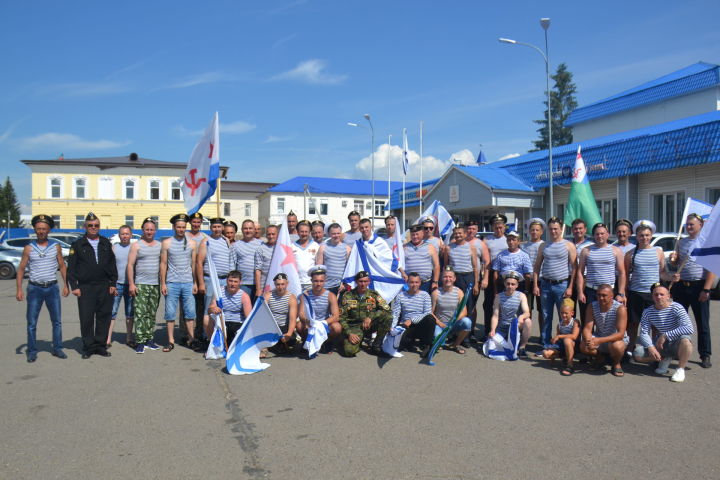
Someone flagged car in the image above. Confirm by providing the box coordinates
[0,237,71,258]
[0,247,23,280]
[30,232,83,245]
[109,233,141,245]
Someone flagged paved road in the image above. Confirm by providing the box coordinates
[1,280,719,480]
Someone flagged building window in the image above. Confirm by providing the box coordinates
[353,200,364,216]
[277,197,285,214]
[125,215,134,228]
[556,204,565,219]
[98,177,114,200]
[171,180,182,200]
[52,215,61,229]
[74,177,87,199]
[149,180,160,200]
[708,188,720,205]
[320,200,328,216]
[125,179,136,199]
[223,202,231,216]
[308,199,317,215]
[596,199,617,230]
[244,203,252,217]
[374,200,385,217]
[50,177,62,198]
[652,191,685,232]
[75,215,85,229]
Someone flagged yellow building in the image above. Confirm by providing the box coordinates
[21,153,230,230]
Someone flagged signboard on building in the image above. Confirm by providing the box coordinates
[449,185,459,203]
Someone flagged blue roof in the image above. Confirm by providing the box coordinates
[566,62,720,126]
[492,110,720,189]
[268,176,406,196]
[455,165,536,192]
[388,179,439,210]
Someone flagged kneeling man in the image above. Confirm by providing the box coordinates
[339,271,392,356]
[580,284,628,376]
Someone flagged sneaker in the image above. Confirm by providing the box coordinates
[670,368,686,382]
[518,348,528,358]
[135,343,146,354]
[27,352,37,363]
[52,349,67,359]
[655,358,672,374]
[701,356,712,369]
[535,351,546,358]
[145,341,160,351]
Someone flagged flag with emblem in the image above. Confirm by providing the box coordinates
[402,128,409,175]
[564,146,602,228]
[415,200,456,242]
[691,197,720,277]
[225,297,282,375]
[263,220,301,296]
[182,112,220,215]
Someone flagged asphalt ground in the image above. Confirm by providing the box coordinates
[1,280,719,480]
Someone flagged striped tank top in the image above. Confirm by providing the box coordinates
[612,241,636,255]
[425,236,442,251]
[233,238,261,286]
[448,242,473,273]
[343,230,362,247]
[28,240,59,283]
[254,242,275,286]
[677,237,705,280]
[498,291,522,332]
[541,241,570,281]
[135,241,161,285]
[220,288,246,323]
[521,240,543,267]
[167,236,193,283]
[268,291,291,327]
[558,318,575,335]
[204,235,232,277]
[323,241,348,288]
[485,235,508,262]
[304,290,330,320]
[591,300,627,341]
[113,243,131,284]
[629,247,660,293]
[585,245,616,287]
[404,242,433,280]
[435,286,459,322]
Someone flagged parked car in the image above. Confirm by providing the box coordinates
[31,232,83,245]
[0,247,23,280]
[109,233,141,245]
[0,237,71,258]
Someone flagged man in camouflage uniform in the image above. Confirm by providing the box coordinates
[339,271,392,357]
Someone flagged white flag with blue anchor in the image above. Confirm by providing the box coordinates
[302,291,330,358]
[225,297,282,375]
[382,325,406,358]
[205,239,226,360]
[482,318,520,361]
[342,239,405,303]
[691,197,720,277]
[680,197,714,227]
[415,200,455,242]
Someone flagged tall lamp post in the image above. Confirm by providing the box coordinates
[347,114,376,222]
[499,17,554,218]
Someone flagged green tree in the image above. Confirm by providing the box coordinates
[0,177,23,228]
[531,62,578,152]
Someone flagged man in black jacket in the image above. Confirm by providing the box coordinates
[67,212,118,358]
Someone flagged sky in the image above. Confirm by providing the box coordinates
[1,0,719,211]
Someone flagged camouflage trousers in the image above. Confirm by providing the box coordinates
[343,314,392,357]
[134,284,160,343]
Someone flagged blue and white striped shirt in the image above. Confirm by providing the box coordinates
[591,300,627,341]
[677,237,705,281]
[485,235,508,262]
[166,236,194,284]
[322,241,348,288]
[392,290,432,325]
[585,245,616,287]
[521,240,544,267]
[254,242,275,287]
[219,287,246,323]
[203,236,234,277]
[448,242,474,273]
[233,238,262,286]
[27,240,59,283]
[303,290,331,320]
[638,302,694,346]
[629,247,661,293]
[541,241,570,281]
[492,249,533,276]
[404,242,433,281]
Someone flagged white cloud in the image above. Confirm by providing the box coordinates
[447,149,476,166]
[222,121,256,134]
[353,144,470,182]
[272,59,347,85]
[167,72,229,89]
[16,132,130,151]
[263,134,294,143]
[498,153,521,161]
[35,81,131,98]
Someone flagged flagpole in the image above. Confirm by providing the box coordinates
[216,175,222,218]
[387,134,392,217]
[419,120,424,212]
[402,175,406,230]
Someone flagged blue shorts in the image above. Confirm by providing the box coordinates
[434,316,472,337]
[634,335,691,359]
[112,283,134,319]
[165,282,196,321]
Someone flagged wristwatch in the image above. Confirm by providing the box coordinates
[703,289,711,294]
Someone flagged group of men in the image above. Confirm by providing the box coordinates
[16,207,715,382]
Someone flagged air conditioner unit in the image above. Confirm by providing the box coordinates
[366,202,372,209]
[341,200,347,208]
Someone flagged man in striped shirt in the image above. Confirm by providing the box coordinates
[392,272,436,357]
[633,283,694,382]
[580,284,628,376]
[233,219,262,302]
[254,225,278,297]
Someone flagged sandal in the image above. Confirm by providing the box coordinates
[162,343,175,352]
[448,344,466,355]
[561,365,574,376]
[611,366,624,377]
[260,348,268,359]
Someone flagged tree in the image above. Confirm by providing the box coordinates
[0,177,23,228]
[531,62,578,152]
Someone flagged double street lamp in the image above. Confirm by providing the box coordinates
[499,17,554,218]
[347,113,376,222]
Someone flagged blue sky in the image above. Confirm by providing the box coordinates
[2,0,719,210]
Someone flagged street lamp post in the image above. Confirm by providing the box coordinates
[347,114,376,222]
[499,17,554,218]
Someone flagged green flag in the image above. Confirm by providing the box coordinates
[564,146,602,227]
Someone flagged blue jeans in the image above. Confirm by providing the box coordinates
[111,283,134,320]
[540,279,568,348]
[164,282,196,321]
[434,316,472,336]
[26,283,62,354]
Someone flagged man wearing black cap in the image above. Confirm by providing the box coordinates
[223,220,238,244]
[67,212,117,359]
[184,212,206,345]
[16,214,69,362]
[338,270,392,357]
[287,211,299,242]
[197,217,235,341]
[481,213,509,340]
[343,210,362,246]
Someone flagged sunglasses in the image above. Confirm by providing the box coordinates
[423,226,434,230]
[86,223,100,228]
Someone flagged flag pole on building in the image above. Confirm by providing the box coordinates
[419,120,424,212]
[402,128,409,230]
[387,134,392,218]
